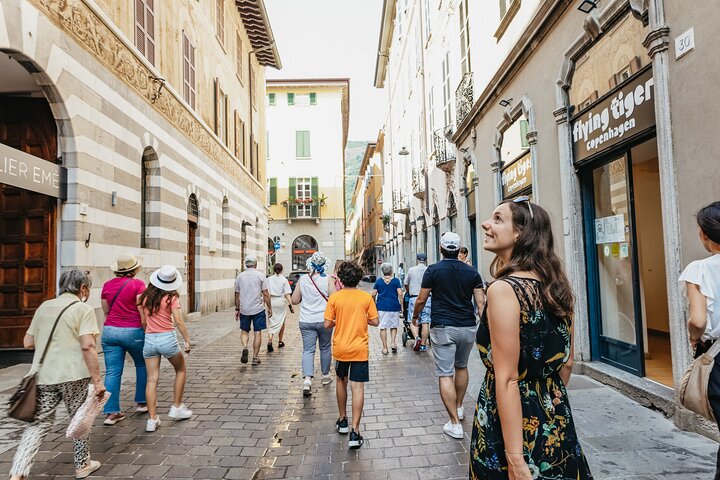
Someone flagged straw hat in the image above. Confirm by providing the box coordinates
[149,265,183,291]
[111,253,142,273]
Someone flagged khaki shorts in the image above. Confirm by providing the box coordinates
[430,325,477,377]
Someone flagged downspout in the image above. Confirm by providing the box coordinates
[417,0,430,258]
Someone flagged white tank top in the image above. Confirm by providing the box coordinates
[298,273,329,324]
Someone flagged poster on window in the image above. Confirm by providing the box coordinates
[594,214,625,244]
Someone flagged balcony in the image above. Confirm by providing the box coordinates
[433,128,456,174]
[281,196,326,222]
[392,191,410,214]
[455,72,474,127]
[412,168,426,200]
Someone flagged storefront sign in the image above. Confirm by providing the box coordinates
[501,154,532,199]
[571,68,655,163]
[0,142,66,199]
[594,214,625,244]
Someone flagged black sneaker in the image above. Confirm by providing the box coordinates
[241,348,249,364]
[267,342,274,353]
[335,417,349,434]
[348,430,364,449]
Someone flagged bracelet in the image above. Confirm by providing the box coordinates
[504,450,524,456]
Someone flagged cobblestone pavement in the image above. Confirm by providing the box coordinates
[0,284,717,479]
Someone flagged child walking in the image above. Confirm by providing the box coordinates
[139,265,193,432]
[324,261,379,449]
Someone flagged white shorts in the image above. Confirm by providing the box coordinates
[378,310,401,329]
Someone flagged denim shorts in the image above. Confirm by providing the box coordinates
[429,325,477,377]
[240,311,267,332]
[408,297,432,324]
[143,331,181,359]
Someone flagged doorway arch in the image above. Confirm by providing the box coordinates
[291,235,318,270]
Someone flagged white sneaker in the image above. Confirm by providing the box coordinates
[321,374,333,385]
[443,421,464,439]
[168,404,193,420]
[457,406,465,421]
[303,378,312,396]
[146,417,161,432]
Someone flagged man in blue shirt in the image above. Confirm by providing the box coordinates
[412,232,485,440]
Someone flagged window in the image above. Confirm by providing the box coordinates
[296,177,312,218]
[295,94,310,106]
[309,92,317,105]
[287,93,295,105]
[234,111,245,161]
[214,80,228,144]
[459,0,471,74]
[428,87,435,142]
[216,0,225,46]
[250,64,257,107]
[236,32,243,80]
[296,131,311,158]
[424,0,431,41]
[222,197,230,257]
[135,0,155,65]
[268,93,276,106]
[442,52,452,126]
[182,32,196,110]
[269,178,277,205]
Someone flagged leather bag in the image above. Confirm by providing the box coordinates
[7,301,79,422]
[678,339,720,422]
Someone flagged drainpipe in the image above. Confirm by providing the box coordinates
[417,0,430,258]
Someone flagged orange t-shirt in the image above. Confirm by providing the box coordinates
[324,289,379,362]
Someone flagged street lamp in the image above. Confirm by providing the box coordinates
[498,98,513,107]
[399,146,409,156]
[577,0,598,13]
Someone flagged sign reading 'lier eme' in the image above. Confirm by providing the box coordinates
[0,142,67,199]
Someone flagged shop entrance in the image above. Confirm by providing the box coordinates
[583,138,671,386]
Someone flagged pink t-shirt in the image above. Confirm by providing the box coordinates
[101,278,146,328]
[143,295,180,334]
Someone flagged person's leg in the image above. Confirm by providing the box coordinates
[421,323,430,344]
[452,327,476,410]
[454,367,469,408]
[390,327,398,349]
[430,327,460,423]
[407,298,420,339]
[253,329,262,359]
[126,328,148,408]
[279,322,286,344]
[336,375,349,419]
[421,299,432,345]
[380,328,388,353]
[350,381,365,431]
[300,322,318,378]
[101,328,125,416]
[167,352,187,407]
[145,356,161,419]
[252,312,266,361]
[240,330,250,348]
[61,378,92,471]
[439,376,460,423]
[707,357,720,479]
[9,385,62,479]
[318,323,333,376]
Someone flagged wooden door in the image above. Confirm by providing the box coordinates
[187,220,197,312]
[0,98,57,348]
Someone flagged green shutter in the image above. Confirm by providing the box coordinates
[288,177,297,218]
[311,177,319,217]
[520,119,529,149]
[287,93,295,105]
[269,178,277,205]
[295,131,302,157]
[304,131,311,157]
[309,92,317,105]
[268,93,276,106]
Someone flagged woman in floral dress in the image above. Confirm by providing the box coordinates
[471,198,593,480]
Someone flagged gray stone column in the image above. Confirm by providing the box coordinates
[643,1,688,387]
[553,105,591,361]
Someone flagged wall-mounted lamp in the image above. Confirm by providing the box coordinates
[149,75,166,104]
[577,0,598,13]
[399,146,409,156]
[111,191,117,206]
[499,98,513,107]
[416,215,426,223]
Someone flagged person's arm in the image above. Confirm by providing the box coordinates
[486,281,531,480]
[396,288,403,308]
[172,307,191,353]
[101,299,110,316]
[324,297,336,329]
[328,276,337,296]
[412,288,431,326]
[291,280,302,305]
[687,283,708,346]
[263,289,272,318]
[234,290,240,320]
[371,289,378,300]
[560,321,575,386]
[23,334,35,350]
[80,333,106,398]
[473,287,486,314]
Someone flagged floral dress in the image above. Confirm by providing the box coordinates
[470,276,593,480]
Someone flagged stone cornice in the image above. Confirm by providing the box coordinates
[30,0,263,198]
[643,26,671,58]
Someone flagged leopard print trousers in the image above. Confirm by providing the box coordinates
[10,378,91,477]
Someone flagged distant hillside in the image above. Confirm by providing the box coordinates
[344,140,369,218]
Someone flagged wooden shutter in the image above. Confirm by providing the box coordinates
[189,39,196,108]
[499,0,507,19]
[182,32,196,109]
[216,0,224,45]
[135,0,155,64]
[295,131,303,157]
[214,79,220,136]
[223,94,229,145]
[135,0,145,56]
[304,131,311,157]
[269,93,276,106]
[288,178,297,218]
[236,32,243,78]
[309,93,317,105]
[287,93,295,105]
[269,178,277,205]
[520,119,529,149]
[234,110,239,157]
[311,177,319,217]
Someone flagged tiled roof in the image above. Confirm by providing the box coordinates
[235,0,282,69]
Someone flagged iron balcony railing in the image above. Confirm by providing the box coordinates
[433,127,456,171]
[412,168,426,198]
[455,72,474,127]
[392,190,410,214]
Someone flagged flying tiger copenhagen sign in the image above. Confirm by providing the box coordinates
[571,68,656,163]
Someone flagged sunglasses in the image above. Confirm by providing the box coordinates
[513,195,534,219]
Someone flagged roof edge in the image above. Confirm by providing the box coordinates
[373,0,396,88]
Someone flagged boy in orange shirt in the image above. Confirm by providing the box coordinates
[324,261,379,449]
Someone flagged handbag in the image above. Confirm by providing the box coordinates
[308,274,328,301]
[66,384,111,439]
[678,339,720,421]
[7,301,80,422]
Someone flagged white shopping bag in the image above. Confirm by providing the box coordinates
[66,385,111,439]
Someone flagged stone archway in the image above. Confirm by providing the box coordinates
[291,235,318,271]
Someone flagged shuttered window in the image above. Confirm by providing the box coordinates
[288,177,297,218]
[182,32,196,110]
[268,93,276,106]
[309,93,317,105]
[216,0,225,46]
[236,32,243,80]
[269,178,277,205]
[214,79,227,144]
[234,111,246,161]
[459,0,471,74]
[296,131,311,158]
[287,93,295,106]
[135,0,155,65]
[311,177,319,218]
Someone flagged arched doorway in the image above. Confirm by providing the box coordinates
[292,235,317,270]
[187,194,198,313]
[0,53,62,348]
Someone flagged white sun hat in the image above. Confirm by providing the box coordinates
[149,265,183,291]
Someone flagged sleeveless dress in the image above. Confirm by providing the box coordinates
[470,276,593,479]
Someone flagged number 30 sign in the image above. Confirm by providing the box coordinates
[675,28,695,60]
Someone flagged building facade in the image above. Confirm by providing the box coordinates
[265,79,349,273]
[0,0,280,347]
[376,0,720,437]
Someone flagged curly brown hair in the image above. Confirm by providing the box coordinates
[336,261,363,288]
[138,283,179,315]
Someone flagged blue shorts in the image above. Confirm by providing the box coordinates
[240,311,267,332]
[143,331,180,359]
[408,296,432,324]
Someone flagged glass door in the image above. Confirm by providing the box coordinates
[584,155,645,375]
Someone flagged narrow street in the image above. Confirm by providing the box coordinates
[0,282,715,479]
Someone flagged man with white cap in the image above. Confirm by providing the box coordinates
[234,255,272,365]
[412,231,485,440]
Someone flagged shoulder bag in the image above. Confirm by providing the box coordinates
[308,274,328,302]
[7,301,80,422]
[678,339,720,421]
[107,279,131,315]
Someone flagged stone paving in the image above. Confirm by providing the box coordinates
[0,283,717,479]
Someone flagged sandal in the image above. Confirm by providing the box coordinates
[278,341,285,348]
[103,413,126,425]
[382,349,389,355]
[391,347,398,353]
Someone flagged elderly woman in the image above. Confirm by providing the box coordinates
[100,253,147,425]
[10,270,106,480]
[372,263,403,355]
[292,252,333,396]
